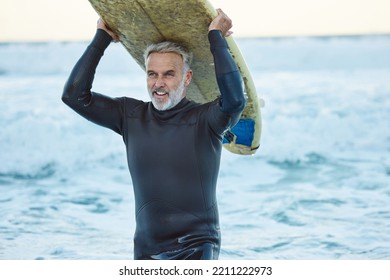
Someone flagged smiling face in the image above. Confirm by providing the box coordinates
[146,52,192,111]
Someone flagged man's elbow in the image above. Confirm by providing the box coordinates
[61,80,83,108]
[61,83,73,106]
[218,71,246,114]
[221,94,246,114]
[233,94,246,112]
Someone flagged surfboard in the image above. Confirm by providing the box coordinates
[88,0,262,155]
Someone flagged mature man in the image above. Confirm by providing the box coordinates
[62,9,245,259]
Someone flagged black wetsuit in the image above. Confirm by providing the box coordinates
[62,29,245,260]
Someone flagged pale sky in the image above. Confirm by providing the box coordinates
[1,0,390,41]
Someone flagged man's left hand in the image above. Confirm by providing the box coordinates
[208,8,233,37]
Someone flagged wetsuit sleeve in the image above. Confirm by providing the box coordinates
[208,30,246,134]
[62,29,124,135]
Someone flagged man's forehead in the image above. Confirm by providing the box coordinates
[146,52,184,70]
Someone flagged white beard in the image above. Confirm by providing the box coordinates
[148,76,186,111]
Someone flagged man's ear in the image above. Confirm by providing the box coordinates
[185,69,193,86]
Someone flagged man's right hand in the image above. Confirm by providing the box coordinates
[97,18,119,42]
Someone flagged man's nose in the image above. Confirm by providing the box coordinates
[155,76,165,87]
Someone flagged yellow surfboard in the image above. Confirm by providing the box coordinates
[88,0,262,155]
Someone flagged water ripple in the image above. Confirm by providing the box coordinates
[253,241,291,253]
[0,162,57,181]
[272,211,306,227]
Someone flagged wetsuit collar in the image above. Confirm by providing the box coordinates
[150,97,192,120]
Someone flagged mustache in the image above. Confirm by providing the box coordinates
[153,87,169,94]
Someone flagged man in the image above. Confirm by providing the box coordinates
[62,9,245,260]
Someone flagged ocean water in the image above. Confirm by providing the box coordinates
[0,35,389,260]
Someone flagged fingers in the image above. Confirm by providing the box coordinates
[226,30,233,37]
[97,18,106,29]
[209,8,233,37]
[216,8,232,28]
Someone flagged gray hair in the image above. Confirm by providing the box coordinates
[144,41,193,72]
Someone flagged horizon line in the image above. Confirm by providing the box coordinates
[1,32,390,44]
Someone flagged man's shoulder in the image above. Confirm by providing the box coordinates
[120,97,149,117]
[122,97,148,109]
[122,96,146,106]
[185,98,220,112]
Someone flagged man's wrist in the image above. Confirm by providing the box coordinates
[91,29,113,51]
[208,29,228,51]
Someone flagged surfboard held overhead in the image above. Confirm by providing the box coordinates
[88,0,262,155]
